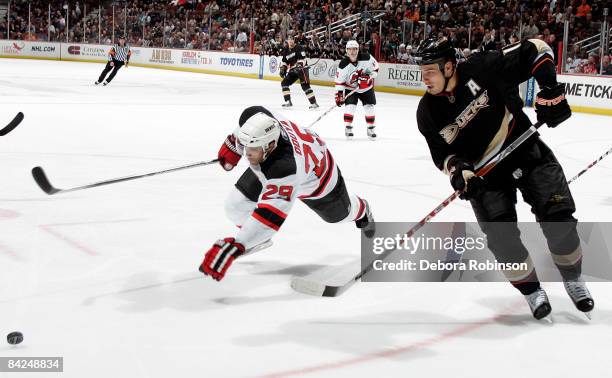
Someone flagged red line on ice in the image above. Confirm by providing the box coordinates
[257,301,522,378]
[38,224,99,256]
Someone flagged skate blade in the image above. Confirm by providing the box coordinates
[244,240,273,256]
[540,314,553,324]
[583,311,592,320]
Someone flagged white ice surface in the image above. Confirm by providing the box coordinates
[1,59,611,378]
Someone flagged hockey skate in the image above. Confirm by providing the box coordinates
[524,287,552,321]
[355,199,375,238]
[367,126,377,140]
[102,80,109,86]
[345,125,354,139]
[282,100,293,108]
[243,239,273,256]
[309,103,320,110]
[94,80,101,85]
[563,277,594,319]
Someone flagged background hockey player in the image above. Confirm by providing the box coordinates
[414,37,594,320]
[95,35,131,86]
[279,37,319,109]
[334,40,379,140]
[199,106,373,281]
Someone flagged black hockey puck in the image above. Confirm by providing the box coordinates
[7,331,23,345]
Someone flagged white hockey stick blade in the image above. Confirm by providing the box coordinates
[290,259,361,297]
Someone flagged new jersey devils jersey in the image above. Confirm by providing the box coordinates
[231,110,339,247]
[335,52,379,93]
[416,39,555,174]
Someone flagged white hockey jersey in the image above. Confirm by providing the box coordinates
[334,52,379,93]
[232,110,340,248]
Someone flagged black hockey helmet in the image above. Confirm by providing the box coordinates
[414,37,456,66]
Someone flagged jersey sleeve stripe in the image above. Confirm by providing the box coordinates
[355,198,366,220]
[257,203,288,219]
[531,56,554,75]
[252,208,284,231]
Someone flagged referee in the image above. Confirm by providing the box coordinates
[95,35,131,86]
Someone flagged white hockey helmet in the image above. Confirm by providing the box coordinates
[346,40,359,49]
[235,112,281,152]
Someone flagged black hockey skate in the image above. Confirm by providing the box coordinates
[309,103,319,110]
[367,126,377,140]
[355,199,375,238]
[102,80,109,86]
[563,277,594,319]
[282,100,293,108]
[524,288,552,321]
[94,81,101,85]
[345,125,354,139]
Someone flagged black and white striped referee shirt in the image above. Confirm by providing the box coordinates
[109,44,131,63]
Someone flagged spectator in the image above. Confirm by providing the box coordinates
[602,55,612,76]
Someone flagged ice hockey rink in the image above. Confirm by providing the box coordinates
[1,58,611,377]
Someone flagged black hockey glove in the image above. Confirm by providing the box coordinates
[279,65,287,78]
[448,158,485,200]
[535,83,571,128]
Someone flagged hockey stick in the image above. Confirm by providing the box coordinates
[0,112,24,136]
[292,121,545,296]
[567,145,612,184]
[32,158,219,195]
[305,88,359,129]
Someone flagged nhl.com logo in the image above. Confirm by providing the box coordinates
[269,56,278,73]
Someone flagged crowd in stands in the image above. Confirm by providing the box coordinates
[1,0,610,75]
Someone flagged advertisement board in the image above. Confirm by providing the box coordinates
[1,40,610,115]
[0,40,60,59]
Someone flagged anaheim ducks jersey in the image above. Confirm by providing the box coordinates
[281,45,307,69]
[416,39,556,174]
[232,108,339,247]
[335,52,379,93]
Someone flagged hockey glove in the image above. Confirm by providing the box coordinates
[448,158,485,200]
[199,238,245,281]
[218,134,241,171]
[335,91,344,107]
[279,65,287,78]
[358,74,372,89]
[110,61,115,67]
[535,83,571,128]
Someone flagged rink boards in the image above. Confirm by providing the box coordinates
[1,39,610,115]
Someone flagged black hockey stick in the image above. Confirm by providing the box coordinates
[292,121,545,297]
[32,158,220,195]
[305,88,359,129]
[0,112,24,136]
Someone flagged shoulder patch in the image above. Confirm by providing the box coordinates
[338,57,351,69]
[260,137,297,180]
[357,52,371,61]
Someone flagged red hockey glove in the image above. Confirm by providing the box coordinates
[335,91,344,107]
[358,75,372,89]
[218,134,241,171]
[199,237,245,281]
